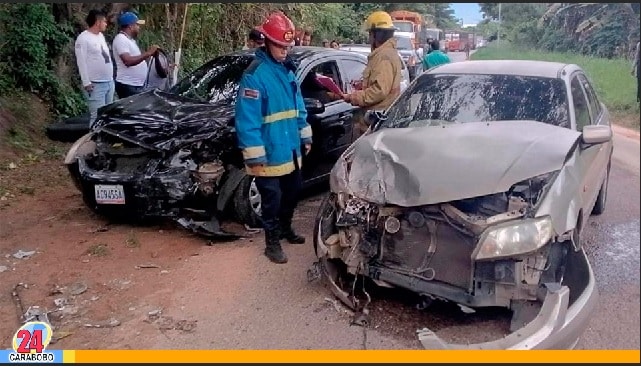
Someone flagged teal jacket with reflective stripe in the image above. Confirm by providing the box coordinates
[235,48,312,177]
[422,50,451,70]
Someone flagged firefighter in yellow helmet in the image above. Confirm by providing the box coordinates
[342,11,403,135]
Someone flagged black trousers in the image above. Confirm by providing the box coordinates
[254,152,303,232]
[115,81,144,99]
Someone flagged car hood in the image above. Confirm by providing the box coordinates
[329,120,582,207]
[93,90,235,151]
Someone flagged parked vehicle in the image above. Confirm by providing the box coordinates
[390,10,422,50]
[314,60,610,349]
[338,44,411,92]
[394,34,424,81]
[63,47,372,237]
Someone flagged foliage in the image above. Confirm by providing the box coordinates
[472,43,640,116]
[0,3,86,118]
[0,2,460,120]
[478,3,640,59]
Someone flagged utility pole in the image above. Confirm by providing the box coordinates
[497,3,502,46]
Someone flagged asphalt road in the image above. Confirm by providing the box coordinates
[132,49,639,350]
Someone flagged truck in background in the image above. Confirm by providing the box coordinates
[389,10,423,50]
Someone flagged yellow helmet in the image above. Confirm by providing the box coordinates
[363,11,396,32]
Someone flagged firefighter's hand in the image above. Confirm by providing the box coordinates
[304,144,311,155]
[342,93,352,103]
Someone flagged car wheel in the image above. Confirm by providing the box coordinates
[46,114,91,143]
[592,163,610,215]
[232,175,262,228]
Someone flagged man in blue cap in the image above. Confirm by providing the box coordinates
[112,11,159,98]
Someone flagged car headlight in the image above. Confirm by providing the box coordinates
[475,216,553,261]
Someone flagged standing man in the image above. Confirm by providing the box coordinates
[235,12,313,264]
[422,39,451,70]
[342,10,402,135]
[112,11,159,98]
[74,9,114,126]
[242,29,265,50]
[301,31,312,46]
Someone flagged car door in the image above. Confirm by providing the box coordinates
[297,57,357,183]
[568,73,606,223]
[577,72,612,211]
[338,56,369,143]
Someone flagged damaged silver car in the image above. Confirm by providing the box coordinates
[313,60,612,349]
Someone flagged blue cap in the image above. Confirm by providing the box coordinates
[118,12,145,27]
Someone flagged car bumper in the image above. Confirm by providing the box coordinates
[76,158,191,219]
[416,250,598,350]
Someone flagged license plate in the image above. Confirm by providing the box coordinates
[94,184,125,205]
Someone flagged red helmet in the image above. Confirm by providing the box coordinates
[256,12,295,47]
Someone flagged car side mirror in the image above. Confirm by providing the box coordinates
[581,125,612,145]
[304,98,325,115]
[364,110,387,129]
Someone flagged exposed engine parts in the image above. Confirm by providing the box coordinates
[317,174,565,334]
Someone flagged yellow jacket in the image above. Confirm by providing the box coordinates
[350,38,403,111]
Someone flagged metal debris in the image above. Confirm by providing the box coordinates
[306,261,322,283]
[24,306,52,326]
[145,309,197,333]
[135,264,160,269]
[12,283,27,323]
[84,318,121,328]
[0,265,8,273]
[12,250,36,259]
[54,298,69,308]
[350,308,370,327]
[458,304,476,314]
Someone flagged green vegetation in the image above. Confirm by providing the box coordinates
[472,44,640,121]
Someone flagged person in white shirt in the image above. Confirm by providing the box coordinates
[112,12,159,98]
[74,9,114,126]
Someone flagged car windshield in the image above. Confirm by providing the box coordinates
[169,55,254,103]
[378,73,570,131]
[395,36,413,50]
[393,22,414,33]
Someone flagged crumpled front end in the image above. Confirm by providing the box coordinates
[316,121,597,349]
[73,130,240,238]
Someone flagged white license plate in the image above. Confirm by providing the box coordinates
[94,184,126,205]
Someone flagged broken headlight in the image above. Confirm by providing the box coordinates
[475,216,553,261]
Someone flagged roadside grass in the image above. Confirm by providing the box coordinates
[471,44,640,130]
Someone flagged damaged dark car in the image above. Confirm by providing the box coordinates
[64,47,372,237]
[313,60,612,349]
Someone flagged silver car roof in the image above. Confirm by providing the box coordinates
[427,60,582,79]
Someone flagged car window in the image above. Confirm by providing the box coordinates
[570,76,592,131]
[378,73,570,130]
[169,55,254,104]
[577,73,602,122]
[300,60,343,105]
[340,59,366,93]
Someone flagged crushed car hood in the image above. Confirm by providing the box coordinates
[93,90,235,151]
[330,120,582,206]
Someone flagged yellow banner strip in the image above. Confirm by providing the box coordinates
[70,350,640,363]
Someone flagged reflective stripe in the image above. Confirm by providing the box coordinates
[263,109,298,124]
[242,146,266,159]
[245,161,295,177]
[300,125,312,139]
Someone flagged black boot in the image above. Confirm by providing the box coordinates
[280,217,305,244]
[264,228,288,264]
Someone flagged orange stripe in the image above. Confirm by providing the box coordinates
[70,350,640,363]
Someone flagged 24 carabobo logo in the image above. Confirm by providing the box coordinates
[13,321,53,354]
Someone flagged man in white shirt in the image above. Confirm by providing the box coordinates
[74,9,114,126]
[112,12,159,98]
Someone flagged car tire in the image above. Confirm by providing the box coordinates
[232,175,263,228]
[592,163,610,215]
[46,114,90,143]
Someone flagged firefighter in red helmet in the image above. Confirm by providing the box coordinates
[235,12,313,264]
